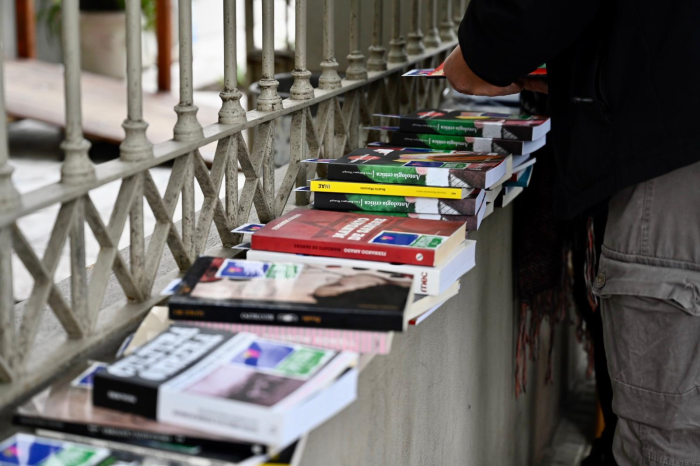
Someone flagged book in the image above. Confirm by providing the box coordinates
[403,62,547,79]
[92,326,358,446]
[503,166,534,189]
[247,239,476,297]
[0,434,112,466]
[377,110,550,141]
[309,179,471,200]
[369,127,546,156]
[497,187,524,207]
[181,281,459,354]
[13,362,265,462]
[310,189,485,216]
[169,256,414,332]
[251,209,467,266]
[368,199,487,232]
[306,148,509,189]
[483,202,496,219]
[484,185,503,203]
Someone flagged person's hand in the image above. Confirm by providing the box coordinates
[518,77,549,94]
[443,45,523,96]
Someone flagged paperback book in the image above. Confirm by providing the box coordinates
[169,256,414,331]
[93,326,358,446]
[247,239,476,297]
[366,199,486,232]
[310,189,485,216]
[309,179,472,200]
[251,209,467,266]
[369,127,546,156]
[377,110,550,141]
[13,363,265,462]
[305,147,508,189]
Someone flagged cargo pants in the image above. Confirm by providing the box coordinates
[594,160,700,465]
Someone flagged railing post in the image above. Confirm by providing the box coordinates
[257,0,283,111]
[346,0,368,80]
[453,0,464,31]
[318,0,341,90]
[60,0,95,185]
[290,0,314,100]
[424,0,441,48]
[0,28,20,212]
[388,0,408,63]
[121,0,153,161]
[174,0,204,141]
[367,0,387,71]
[439,0,457,41]
[219,0,247,122]
[407,0,425,55]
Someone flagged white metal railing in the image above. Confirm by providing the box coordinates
[0,0,459,408]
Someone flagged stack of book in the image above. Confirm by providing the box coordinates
[300,147,510,232]
[169,208,473,355]
[370,109,550,156]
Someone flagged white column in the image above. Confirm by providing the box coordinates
[174,0,204,141]
[406,0,425,55]
[367,0,387,71]
[290,0,314,100]
[120,0,153,161]
[439,0,457,41]
[0,23,20,212]
[424,0,441,47]
[346,0,368,80]
[219,0,247,123]
[256,0,283,111]
[318,0,341,90]
[387,0,408,63]
[60,0,95,185]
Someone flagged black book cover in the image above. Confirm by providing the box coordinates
[389,132,527,156]
[93,326,234,418]
[168,256,413,331]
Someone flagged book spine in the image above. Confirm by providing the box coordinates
[314,192,416,213]
[92,373,160,420]
[168,301,404,331]
[181,321,392,354]
[310,180,463,199]
[400,117,482,137]
[252,234,437,266]
[328,163,470,188]
[390,132,524,156]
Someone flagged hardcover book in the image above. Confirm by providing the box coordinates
[247,239,476,297]
[306,147,508,189]
[377,109,550,141]
[250,209,467,266]
[169,256,414,331]
[309,179,471,200]
[0,434,112,466]
[369,127,546,156]
[13,363,265,462]
[92,326,358,446]
[310,189,485,216]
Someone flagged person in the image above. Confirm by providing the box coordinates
[443,2,700,465]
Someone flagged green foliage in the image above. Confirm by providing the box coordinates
[39,0,158,34]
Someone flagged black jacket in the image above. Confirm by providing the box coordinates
[459,0,700,218]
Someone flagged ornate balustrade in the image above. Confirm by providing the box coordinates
[0,0,460,409]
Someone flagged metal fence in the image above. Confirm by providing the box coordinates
[0,0,459,409]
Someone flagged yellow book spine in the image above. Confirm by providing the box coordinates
[310,180,464,199]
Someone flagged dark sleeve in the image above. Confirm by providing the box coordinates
[458,0,602,86]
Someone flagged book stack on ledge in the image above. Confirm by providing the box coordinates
[300,147,509,232]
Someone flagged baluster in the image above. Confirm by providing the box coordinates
[319,0,341,90]
[388,0,407,63]
[290,0,314,100]
[220,0,247,123]
[367,0,387,71]
[121,0,153,161]
[257,0,283,111]
[453,0,464,31]
[174,0,204,141]
[407,0,425,55]
[0,27,20,212]
[439,0,457,41]
[60,0,95,185]
[346,0,368,80]
[424,0,441,48]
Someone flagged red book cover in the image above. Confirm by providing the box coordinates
[251,209,466,266]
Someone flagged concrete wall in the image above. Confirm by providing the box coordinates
[300,206,575,466]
